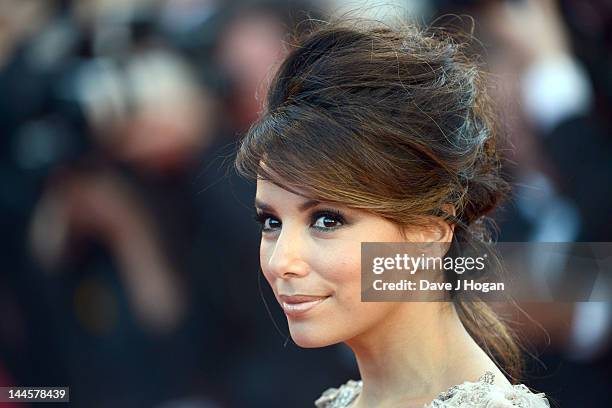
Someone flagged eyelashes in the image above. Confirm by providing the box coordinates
[253,208,347,233]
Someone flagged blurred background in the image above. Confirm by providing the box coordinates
[0,0,610,407]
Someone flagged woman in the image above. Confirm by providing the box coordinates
[234,17,551,408]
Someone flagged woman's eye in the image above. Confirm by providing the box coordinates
[311,212,344,231]
[254,213,281,232]
[264,217,281,231]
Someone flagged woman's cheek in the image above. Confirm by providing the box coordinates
[313,238,360,278]
[317,252,362,308]
[259,240,274,283]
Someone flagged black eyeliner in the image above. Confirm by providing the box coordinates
[252,208,348,232]
[310,208,347,231]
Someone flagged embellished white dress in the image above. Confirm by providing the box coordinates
[314,371,550,408]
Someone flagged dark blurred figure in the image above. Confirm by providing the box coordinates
[1,0,221,406]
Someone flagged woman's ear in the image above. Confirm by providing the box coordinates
[400,204,456,244]
[437,203,456,243]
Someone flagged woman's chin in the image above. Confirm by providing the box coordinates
[288,324,336,348]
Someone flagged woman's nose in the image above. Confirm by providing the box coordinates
[266,227,310,279]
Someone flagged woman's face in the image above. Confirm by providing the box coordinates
[255,178,435,348]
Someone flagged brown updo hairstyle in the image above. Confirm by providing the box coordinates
[235,17,522,380]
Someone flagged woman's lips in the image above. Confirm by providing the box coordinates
[278,294,330,318]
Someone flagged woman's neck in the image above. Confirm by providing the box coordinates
[345,302,504,408]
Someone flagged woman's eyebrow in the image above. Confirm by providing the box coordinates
[254,199,321,212]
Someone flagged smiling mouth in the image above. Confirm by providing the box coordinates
[279,296,330,318]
